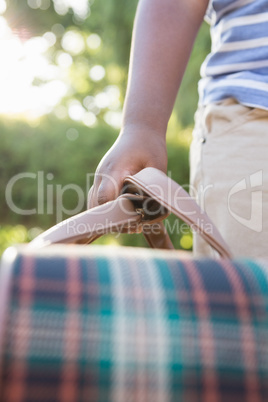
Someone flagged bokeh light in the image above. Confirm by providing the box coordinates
[67,100,86,121]
[104,111,122,129]
[82,111,97,127]
[66,127,79,141]
[89,65,106,82]
[0,15,68,118]
[87,33,101,50]
[52,0,89,19]
[56,51,73,68]
[0,1,124,127]
[61,30,85,55]
[0,0,7,14]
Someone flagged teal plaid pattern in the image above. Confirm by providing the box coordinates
[1,245,268,401]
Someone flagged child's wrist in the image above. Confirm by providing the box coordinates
[120,122,167,141]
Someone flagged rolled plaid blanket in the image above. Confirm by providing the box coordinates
[0,245,268,401]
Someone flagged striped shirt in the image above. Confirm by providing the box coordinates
[199,0,268,110]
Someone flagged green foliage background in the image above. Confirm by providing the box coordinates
[0,0,210,254]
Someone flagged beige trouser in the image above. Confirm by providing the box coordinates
[190,98,268,258]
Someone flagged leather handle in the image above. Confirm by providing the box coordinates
[29,168,232,258]
[29,195,143,248]
[125,168,232,258]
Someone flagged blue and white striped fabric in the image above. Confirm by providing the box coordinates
[199,0,268,110]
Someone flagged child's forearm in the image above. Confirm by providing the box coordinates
[88,0,209,207]
[122,0,209,135]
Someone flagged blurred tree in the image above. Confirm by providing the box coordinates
[4,0,210,127]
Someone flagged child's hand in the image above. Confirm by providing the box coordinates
[88,126,167,208]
